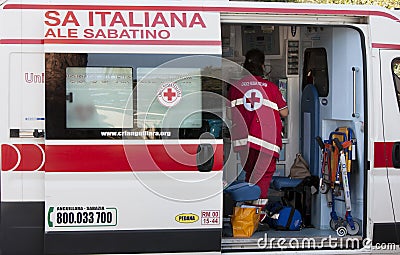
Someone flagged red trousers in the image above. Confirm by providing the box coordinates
[239,148,277,199]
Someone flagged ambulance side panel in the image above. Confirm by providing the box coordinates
[369,47,400,245]
[0,4,46,255]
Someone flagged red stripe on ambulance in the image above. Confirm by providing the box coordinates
[1,144,45,171]
[0,39,220,46]
[371,43,400,50]
[2,143,223,172]
[374,142,394,168]
[0,39,44,44]
[44,39,221,46]
[45,144,223,172]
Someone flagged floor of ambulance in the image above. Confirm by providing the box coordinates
[222,226,362,250]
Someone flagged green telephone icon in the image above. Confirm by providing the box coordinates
[48,207,54,227]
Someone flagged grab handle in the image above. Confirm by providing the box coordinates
[352,67,360,118]
[333,138,343,152]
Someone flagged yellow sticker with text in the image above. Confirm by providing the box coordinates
[175,213,199,223]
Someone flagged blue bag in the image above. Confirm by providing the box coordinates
[266,202,303,231]
[224,182,261,202]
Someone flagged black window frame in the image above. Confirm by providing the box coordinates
[45,53,223,140]
[302,48,329,97]
[392,58,400,112]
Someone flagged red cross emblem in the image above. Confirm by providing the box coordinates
[246,91,261,108]
[163,88,177,102]
[243,89,263,111]
[157,82,182,107]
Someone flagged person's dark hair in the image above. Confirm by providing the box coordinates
[243,49,265,76]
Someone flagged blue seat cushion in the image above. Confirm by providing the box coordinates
[224,182,261,202]
[271,176,303,190]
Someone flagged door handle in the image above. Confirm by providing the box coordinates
[66,92,73,103]
[197,144,214,172]
[392,142,400,168]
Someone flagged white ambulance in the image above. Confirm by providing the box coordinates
[1,0,400,254]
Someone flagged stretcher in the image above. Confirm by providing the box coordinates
[316,127,360,236]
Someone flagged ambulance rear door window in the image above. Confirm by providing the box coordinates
[302,48,329,97]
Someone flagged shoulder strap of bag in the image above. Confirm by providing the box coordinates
[285,207,296,230]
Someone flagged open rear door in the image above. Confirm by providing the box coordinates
[44,54,224,255]
[370,49,400,245]
[42,7,223,255]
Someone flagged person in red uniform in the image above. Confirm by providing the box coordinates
[228,49,288,211]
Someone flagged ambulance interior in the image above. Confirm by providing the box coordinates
[220,24,365,249]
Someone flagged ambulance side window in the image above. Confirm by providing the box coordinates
[392,58,400,110]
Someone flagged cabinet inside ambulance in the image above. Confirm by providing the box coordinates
[220,23,366,250]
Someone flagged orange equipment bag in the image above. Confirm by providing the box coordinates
[231,206,260,237]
